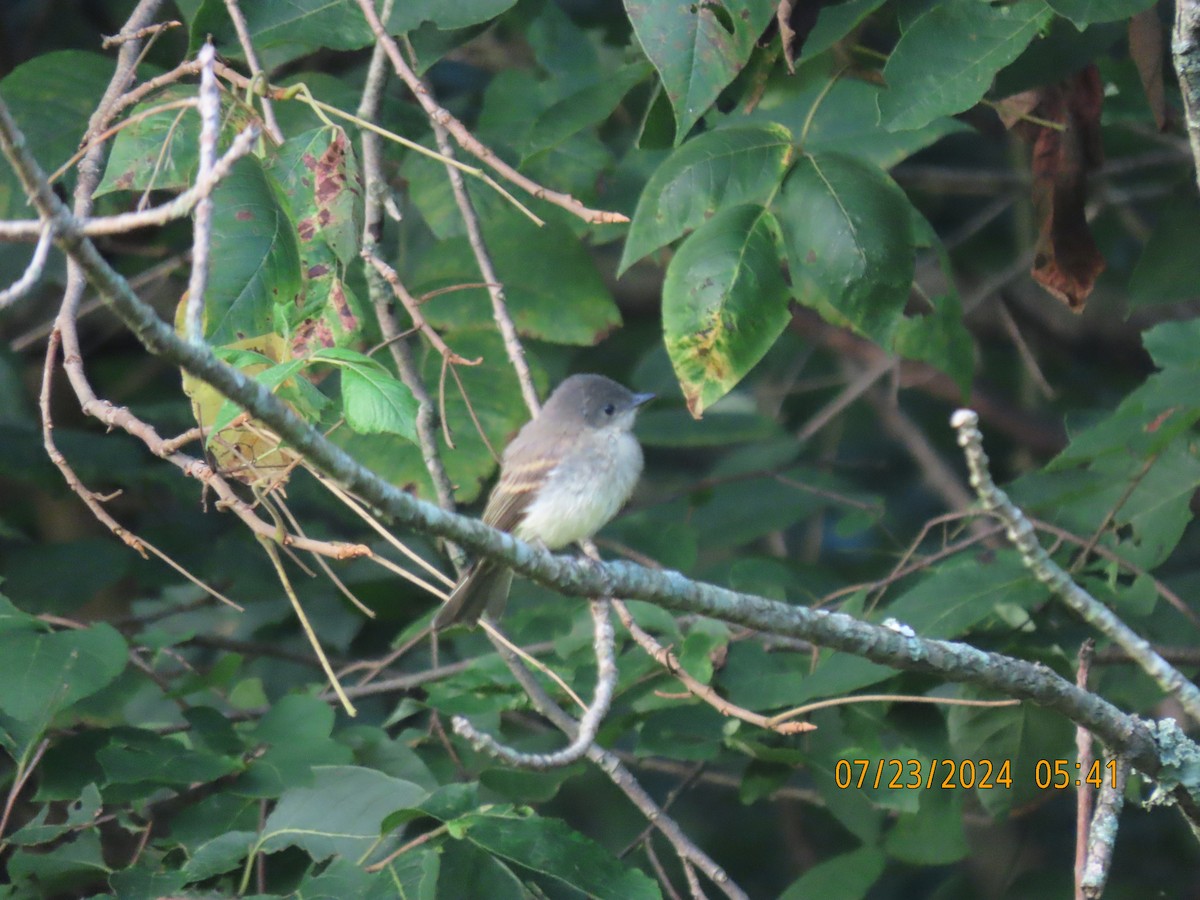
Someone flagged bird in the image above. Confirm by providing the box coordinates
[432,373,654,630]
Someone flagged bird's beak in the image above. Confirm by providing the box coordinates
[632,392,655,408]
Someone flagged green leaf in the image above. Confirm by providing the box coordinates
[627,0,776,140]
[948,697,1073,816]
[883,788,969,865]
[414,207,622,346]
[0,624,127,727]
[878,553,1038,639]
[620,124,795,273]
[204,156,303,345]
[663,205,792,416]
[293,856,412,899]
[334,331,543,504]
[9,784,102,846]
[6,829,110,895]
[97,84,200,196]
[0,52,115,216]
[799,0,888,62]
[636,408,784,447]
[390,0,517,32]
[445,806,661,899]
[260,765,428,861]
[775,153,915,346]
[723,642,895,708]
[636,705,725,761]
[879,0,1053,132]
[99,729,241,791]
[239,694,355,797]
[782,76,969,169]
[192,0,377,70]
[1046,0,1155,28]
[1128,196,1200,308]
[311,347,419,440]
[181,830,258,882]
[779,846,887,900]
[893,212,973,393]
[524,62,653,159]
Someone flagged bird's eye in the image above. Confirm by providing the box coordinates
[603,403,615,416]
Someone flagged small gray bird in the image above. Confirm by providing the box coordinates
[433,374,654,630]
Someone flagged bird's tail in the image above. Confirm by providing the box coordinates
[432,561,513,630]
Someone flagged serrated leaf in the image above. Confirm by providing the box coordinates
[620,123,794,273]
[311,347,418,440]
[182,830,258,882]
[879,0,1053,132]
[204,157,303,345]
[884,789,969,865]
[663,205,791,416]
[333,331,543,504]
[775,153,914,346]
[271,126,363,268]
[626,0,776,140]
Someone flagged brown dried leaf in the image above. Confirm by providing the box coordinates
[777,0,822,74]
[1009,68,1107,312]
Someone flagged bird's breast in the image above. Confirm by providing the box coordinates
[514,431,643,549]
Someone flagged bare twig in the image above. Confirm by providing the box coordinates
[454,599,618,768]
[614,599,816,735]
[0,223,53,309]
[1074,639,1096,900]
[223,0,284,143]
[355,12,462,553]
[1080,753,1129,898]
[184,41,219,344]
[352,0,629,226]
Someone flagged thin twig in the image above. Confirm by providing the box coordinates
[352,0,629,226]
[1080,753,1129,898]
[454,599,618,767]
[0,223,54,309]
[184,40,218,343]
[1074,639,1095,900]
[223,0,284,143]
[614,600,816,735]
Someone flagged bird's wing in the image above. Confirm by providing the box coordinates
[481,451,559,534]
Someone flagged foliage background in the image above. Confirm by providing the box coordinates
[2,0,1200,897]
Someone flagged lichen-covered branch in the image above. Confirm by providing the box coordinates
[1173,0,1200,192]
[951,408,1200,722]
